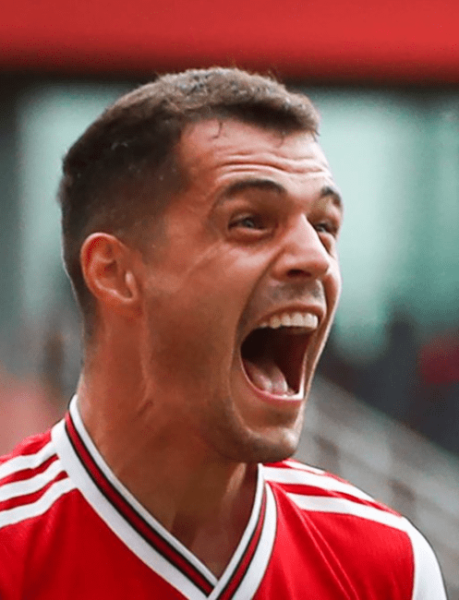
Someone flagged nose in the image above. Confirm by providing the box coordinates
[272,215,332,282]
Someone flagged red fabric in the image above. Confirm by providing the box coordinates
[0,431,419,599]
[256,487,413,600]
[1,0,459,82]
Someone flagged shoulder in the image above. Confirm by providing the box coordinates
[0,430,77,593]
[0,430,76,542]
[263,458,447,600]
[263,458,405,536]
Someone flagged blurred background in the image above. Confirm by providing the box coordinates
[1,0,459,595]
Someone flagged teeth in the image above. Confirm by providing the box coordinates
[291,313,304,327]
[270,315,282,329]
[279,314,291,327]
[259,311,319,331]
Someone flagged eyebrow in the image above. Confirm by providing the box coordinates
[216,178,286,205]
[216,177,343,213]
[320,185,343,213]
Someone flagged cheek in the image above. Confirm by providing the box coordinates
[326,262,342,311]
[143,248,267,351]
[144,286,234,372]
[189,252,267,318]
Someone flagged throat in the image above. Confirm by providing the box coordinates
[169,465,257,577]
[184,526,243,578]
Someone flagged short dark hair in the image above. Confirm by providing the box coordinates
[58,67,320,332]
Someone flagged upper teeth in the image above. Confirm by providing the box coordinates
[258,311,319,330]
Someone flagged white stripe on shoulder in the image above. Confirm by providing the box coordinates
[283,459,325,474]
[0,440,56,481]
[0,458,65,503]
[0,477,75,531]
[287,493,404,530]
[287,493,407,531]
[264,464,374,502]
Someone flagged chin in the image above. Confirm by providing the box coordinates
[203,375,307,465]
[248,423,304,464]
[215,411,305,465]
[246,441,298,465]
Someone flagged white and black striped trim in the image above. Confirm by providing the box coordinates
[210,484,277,600]
[54,415,213,600]
[53,397,278,600]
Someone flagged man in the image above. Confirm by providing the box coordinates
[0,68,446,599]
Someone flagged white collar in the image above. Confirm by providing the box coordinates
[52,397,277,599]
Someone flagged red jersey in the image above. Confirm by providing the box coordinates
[0,399,447,599]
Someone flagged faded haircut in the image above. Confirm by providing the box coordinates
[58,67,320,335]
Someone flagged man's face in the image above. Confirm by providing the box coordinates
[138,119,342,464]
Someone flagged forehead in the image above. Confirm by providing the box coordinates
[176,119,335,191]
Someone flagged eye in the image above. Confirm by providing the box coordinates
[314,220,339,237]
[312,219,341,255]
[227,211,277,243]
[229,214,265,230]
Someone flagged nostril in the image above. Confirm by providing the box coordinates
[288,268,309,278]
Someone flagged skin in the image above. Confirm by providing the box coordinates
[77,118,343,576]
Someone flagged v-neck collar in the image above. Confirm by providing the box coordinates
[52,398,277,600]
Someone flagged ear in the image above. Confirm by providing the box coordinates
[80,233,141,316]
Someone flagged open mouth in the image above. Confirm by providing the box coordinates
[240,313,318,398]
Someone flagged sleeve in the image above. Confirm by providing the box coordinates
[405,521,448,600]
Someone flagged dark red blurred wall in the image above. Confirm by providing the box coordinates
[1,0,459,83]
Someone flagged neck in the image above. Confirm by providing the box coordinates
[76,364,258,577]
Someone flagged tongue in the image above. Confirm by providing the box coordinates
[244,357,293,396]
